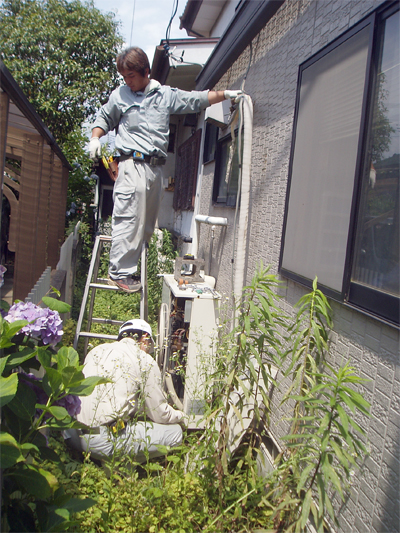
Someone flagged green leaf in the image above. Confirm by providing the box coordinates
[300,489,312,529]
[62,497,97,513]
[336,404,349,434]
[56,347,80,371]
[61,367,85,388]
[48,405,69,420]
[8,381,38,420]
[321,455,344,499]
[42,297,71,314]
[37,347,52,368]
[10,464,53,498]
[0,432,24,468]
[44,367,63,394]
[0,372,18,407]
[5,347,38,370]
[67,375,111,396]
[1,320,29,344]
[297,464,315,493]
[0,354,9,375]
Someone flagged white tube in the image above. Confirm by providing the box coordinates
[233,95,253,306]
[195,215,228,226]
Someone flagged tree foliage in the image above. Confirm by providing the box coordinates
[0,0,123,145]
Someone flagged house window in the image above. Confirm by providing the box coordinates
[213,130,241,207]
[203,122,219,164]
[173,129,202,211]
[280,2,399,325]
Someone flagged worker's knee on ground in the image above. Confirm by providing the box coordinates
[162,423,183,448]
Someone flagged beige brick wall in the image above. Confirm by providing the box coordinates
[198,1,399,531]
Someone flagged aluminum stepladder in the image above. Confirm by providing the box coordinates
[73,234,148,356]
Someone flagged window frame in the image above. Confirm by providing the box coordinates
[212,128,241,207]
[279,2,399,326]
[203,122,219,164]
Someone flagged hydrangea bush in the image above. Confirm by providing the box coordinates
[5,301,63,345]
[0,296,109,532]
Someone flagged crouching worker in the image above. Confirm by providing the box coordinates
[64,319,184,463]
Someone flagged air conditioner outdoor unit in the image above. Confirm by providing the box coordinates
[157,273,221,428]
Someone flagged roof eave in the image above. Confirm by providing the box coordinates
[0,61,71,169]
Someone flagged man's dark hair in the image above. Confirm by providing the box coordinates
[116,47,150,77]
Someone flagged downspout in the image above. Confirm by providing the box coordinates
[233,95,253,319]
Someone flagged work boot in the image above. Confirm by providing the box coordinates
[108,275,142,293]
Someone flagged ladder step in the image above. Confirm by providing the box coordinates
[91,318,125,326]
[78,332,119,340]
[73,234,147,355]
[89,282,121,290]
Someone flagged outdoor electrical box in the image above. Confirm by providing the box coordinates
[158,274,221,426]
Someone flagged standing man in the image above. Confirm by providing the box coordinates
[89,46,242,293]
[65,319,185,463]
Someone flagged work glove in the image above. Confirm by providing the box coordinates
[89,137,102,160]
[224,89,244,102]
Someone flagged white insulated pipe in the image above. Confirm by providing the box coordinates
[195,215,228,226]
[233,95,253,305]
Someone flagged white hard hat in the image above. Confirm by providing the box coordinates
[118,319,154,343]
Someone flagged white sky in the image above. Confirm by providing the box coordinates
[92,0,189,65]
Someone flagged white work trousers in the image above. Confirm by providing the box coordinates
[65,421,182,463]
[109,159,163,279]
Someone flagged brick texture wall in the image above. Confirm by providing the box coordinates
[197,1,399,531]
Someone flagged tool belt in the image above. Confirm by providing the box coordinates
[80,419,126,436]
[119,151,166,166]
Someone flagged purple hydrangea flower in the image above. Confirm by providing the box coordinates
[21,373,81,418]
[5,301,63,346]
[0,265,6,288]
[56,394,82,417]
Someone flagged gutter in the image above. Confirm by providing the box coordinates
[0,61,71,170]
[195,0,285,90]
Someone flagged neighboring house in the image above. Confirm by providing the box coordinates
[0,61,70,302]
[168,1,398,532]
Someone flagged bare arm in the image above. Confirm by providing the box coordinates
[91,127,106,140]
[207,90,227,106]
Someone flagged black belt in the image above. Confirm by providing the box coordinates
[80,427,101,435]
[119,151,166,166]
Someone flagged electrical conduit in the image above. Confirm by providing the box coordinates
[233,95,253,315]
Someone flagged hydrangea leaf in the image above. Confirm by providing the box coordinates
[5,347,38,370]
[10,464,53,499]
[0,432,24,468]
[42,297,71,314]
[56,347,80,371]
[8,381,37,420]
[0,373,18,407]
[68,375,111,396]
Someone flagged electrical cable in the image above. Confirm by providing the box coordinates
[164,0,179,56]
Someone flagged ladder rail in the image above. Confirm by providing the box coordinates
[140,243,148,322]
[73,235,103,349]
[84,237,109,354]
[73,235,148,355]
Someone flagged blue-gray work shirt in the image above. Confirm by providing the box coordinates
[92,80,210,158]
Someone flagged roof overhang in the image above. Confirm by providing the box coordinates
[180,0,227,38]
[195,0,285,90]
[0,61,71,169]
[151,38,219,90]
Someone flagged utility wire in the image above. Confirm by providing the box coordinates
[129,0,136,47]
